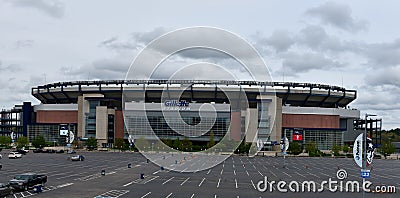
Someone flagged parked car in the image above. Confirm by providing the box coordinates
[8,173,47,191]
[8,152,22,159]
[67,150,76,154]
[32,149,43,153]
[0,183,13,197]
[56,150,64,153]
[71,155,85,161]
[15,149,28,155]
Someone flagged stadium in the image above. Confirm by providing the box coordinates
[1,79,382,151]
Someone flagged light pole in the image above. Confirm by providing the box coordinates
[363,113,376,198]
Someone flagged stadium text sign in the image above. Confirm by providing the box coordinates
[163,100,190,110]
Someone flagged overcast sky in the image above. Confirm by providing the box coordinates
[0,0,399,129]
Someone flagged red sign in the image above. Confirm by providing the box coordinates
[293,130,303,141]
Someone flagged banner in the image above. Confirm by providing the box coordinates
[366,137,375,166]
[353,133,363,168]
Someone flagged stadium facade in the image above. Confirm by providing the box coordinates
[0,80,381,150]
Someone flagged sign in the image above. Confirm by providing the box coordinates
[66,131,74,144]
[361,169,371,178]
[366,137,375,166]
[59,124,69,136]
[280,137,289,152]
[163,100,190,110]
[353,133,363,168]
[293,130,303,141]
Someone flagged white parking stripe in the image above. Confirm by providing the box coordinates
[207,169,211,175]
[181,177,190,186]
[141,192,151,198]
[163,177,174,185]
[246,170,249,176]
[217,178,221,188]
[234,170,236,176]
[251,180,256,190]
[190,194,195,198]
[166,193,172,198]
[199,178,205,187]
[235,179,238,189]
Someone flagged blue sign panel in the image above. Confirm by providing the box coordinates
[361,170,371,178]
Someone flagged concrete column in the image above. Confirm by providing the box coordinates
[96,106,108,147]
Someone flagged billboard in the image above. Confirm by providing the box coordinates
[293,129,303,141]
[59,124,68,136]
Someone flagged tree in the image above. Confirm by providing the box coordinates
[305,141,319,157]
[0,136,12,146]
[16,136,29,148]
[288,141,302,155]
[332,144,341,156]
[206,131,215,148]
[114,138,125,151]
[85,137,98,150]
[381,141,395,159]
[172,138,182,150]
[181,137,193,151]
[342,145,350,154]
[32,135,46,148]
[135,136,150,151]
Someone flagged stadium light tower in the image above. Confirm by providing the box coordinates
[363,113,376,198]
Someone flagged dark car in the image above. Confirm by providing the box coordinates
[9,173,47,191]
[32,149,43,153]
[15,149,28,155]
[56,150,64,153]
[67,150,76,154]
[0,183,13,197]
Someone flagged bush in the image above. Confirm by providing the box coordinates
[288,141,302,155]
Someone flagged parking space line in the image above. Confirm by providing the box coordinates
[166,193,172,198]
[234,170,236,176]
[220,169,223,175]
[258,170,263,176]
[141,192,151,198]
[217,178,221,188]
[162,177,174,185]
[181,177,190,186]
[207,169,211,175]
[123,181,133,187]
[282,171,291,178]
[199,178,205,187]
[235,178,238,189]
[190,194,195,198]
[246,170,249,176]
[250,179,256,190]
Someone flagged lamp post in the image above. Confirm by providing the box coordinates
[363,113,376,198]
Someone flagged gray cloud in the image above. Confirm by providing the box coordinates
[362,39,400,67]
[15,40,34,49]
[365,66,400,87]
[306,1,368,32]
[60,58,130,80]
[281,52,344,74]
[256,30,295,53]
[0,63,22,72]
[5,0,65,18]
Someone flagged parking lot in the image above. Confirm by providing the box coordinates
[0,150,399,198]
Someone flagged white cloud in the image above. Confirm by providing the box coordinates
[4,0,65,18]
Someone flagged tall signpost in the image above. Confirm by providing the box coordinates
[354,114,376,198]
[281,137,289,168]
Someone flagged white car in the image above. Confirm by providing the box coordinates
[8,152,22,159]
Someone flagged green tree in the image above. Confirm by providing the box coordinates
[332,144,341,156]
[172,138,181,150]
[381,141,395,159]
[32,135,46,148]
[206,131,215,148]
[135,136,150,151]
[0,136,12,146]
[85,137,98,150]
[342,145,350,154]
[181,137,193,152]
[114,138,125,151]
[16,136,29,148]
[305,141,319,157]
[288,141,302,155]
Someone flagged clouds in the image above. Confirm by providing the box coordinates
[305,1,368,32]
[4,0,65,18]
[281,52,344,74]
